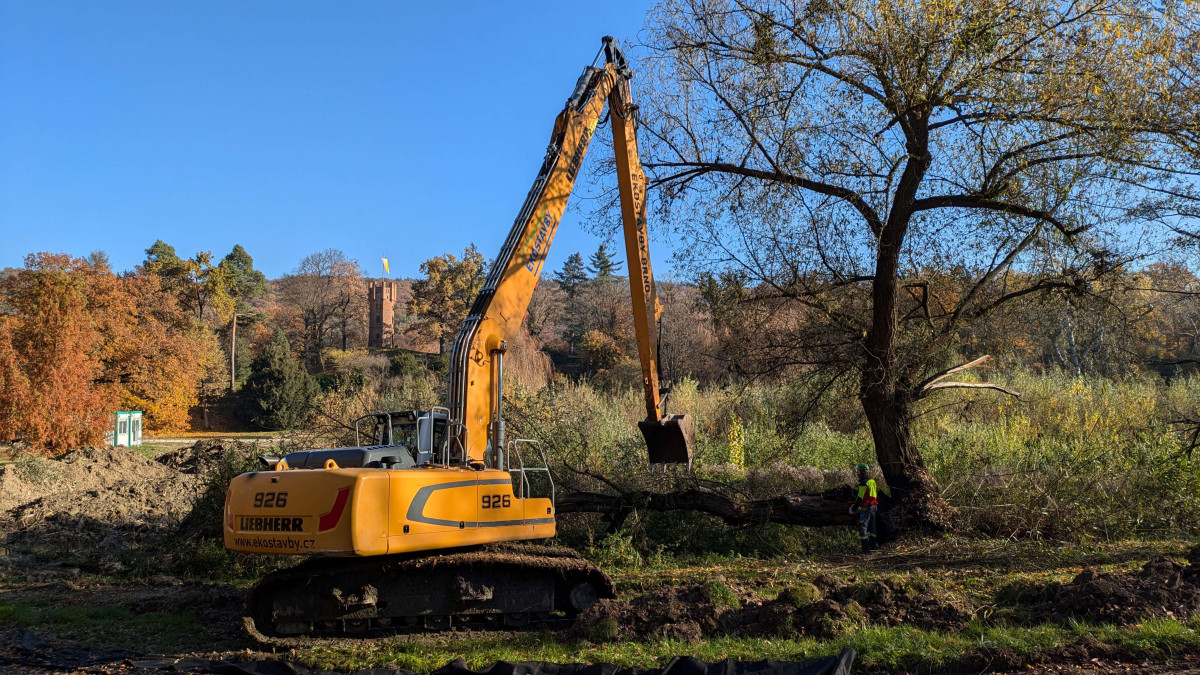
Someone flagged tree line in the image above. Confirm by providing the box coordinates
[0,235,653,449]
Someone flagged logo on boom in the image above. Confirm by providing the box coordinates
[566,119,598,182]
[520,118,597,279]
[524,208,558,277]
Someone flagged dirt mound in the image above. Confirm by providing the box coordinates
[1,445,201,571]
[1050,550,1200,624]
[576,574,971,643]
[155,439,231,474]
[832,577,972,630]
[574,581,751,642]
[746,575,971,638]
[0,463,41,513]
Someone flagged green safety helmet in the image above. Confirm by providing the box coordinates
[856,463,870,472]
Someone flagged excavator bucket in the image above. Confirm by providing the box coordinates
[639,414,696,467]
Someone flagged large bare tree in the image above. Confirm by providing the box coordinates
[278,249,363,371]
[620,0,1200,528]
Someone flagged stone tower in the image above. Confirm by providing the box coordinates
[367,280,398,348]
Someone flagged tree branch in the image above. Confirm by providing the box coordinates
[921,381,1022,399]
[919,354,993,391]
[910,194,1083,236]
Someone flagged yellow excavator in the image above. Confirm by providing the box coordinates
[224,37,694,639]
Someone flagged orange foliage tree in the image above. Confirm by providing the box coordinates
[94,270,222,433]
[0,252,224,452]
[0,253,117,452]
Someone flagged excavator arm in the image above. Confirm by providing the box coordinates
[445,37,694,468]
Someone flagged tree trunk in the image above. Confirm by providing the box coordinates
[859,135,954,532]
[557,486,899,541]
[860,372,954,532]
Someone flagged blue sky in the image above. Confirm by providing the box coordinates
[0,1,665,279]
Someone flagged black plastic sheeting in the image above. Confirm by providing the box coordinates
[1,628,855,675]
[186,654,856,675]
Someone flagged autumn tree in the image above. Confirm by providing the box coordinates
[526,276,566,341]
[407,245,487,355]
[94,271,222,432]
[0,254,117,451]
[143,240,235,322]
[626,0,1200,528]
[277,249,364,370]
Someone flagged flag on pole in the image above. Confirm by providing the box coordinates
[382,257,390,275]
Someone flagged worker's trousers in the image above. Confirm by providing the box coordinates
[858,505,878,553]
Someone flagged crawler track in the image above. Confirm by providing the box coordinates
[243,544,614,647]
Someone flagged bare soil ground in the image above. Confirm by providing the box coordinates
[0,446,201,575]
[576,551,1200,642]
[1048,549,1200,623]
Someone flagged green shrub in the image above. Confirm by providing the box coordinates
[240,330,320,430]
[702,580,740,609]
[170,442,288,580]
[590,530,643,568]
[778,582,822,607]
[390,351,426,378]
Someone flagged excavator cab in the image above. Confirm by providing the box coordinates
[349,410,449,466]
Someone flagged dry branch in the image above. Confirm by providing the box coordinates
[922,381,1023,398]
[919,355,993,390]
[916,355,1022,399]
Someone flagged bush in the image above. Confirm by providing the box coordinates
[170,442,288,580]
[240,330,319,430]
[390,351,425,378]
[516,370,1200,556]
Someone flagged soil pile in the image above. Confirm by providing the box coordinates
[576,574,971,642]
[0,462,41,514]
[746,574,971,638]
[574,581,752,641]
[1050,548,1200,623]
[155,439,231,475]
[0,446,202,571]
[826,576,971,631]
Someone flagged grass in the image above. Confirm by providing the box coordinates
[512,370,1200,551]
[289,619,1200,673]
[0,600,210,652]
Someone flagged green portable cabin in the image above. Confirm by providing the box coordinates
[113,411,143,447]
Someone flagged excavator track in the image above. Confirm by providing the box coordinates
[243,544,614,646]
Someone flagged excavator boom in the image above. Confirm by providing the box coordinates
[447,36,694,468]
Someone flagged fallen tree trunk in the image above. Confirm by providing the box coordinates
[557,487,871,528]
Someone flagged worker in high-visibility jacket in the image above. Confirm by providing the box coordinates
[850,462,879,553]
